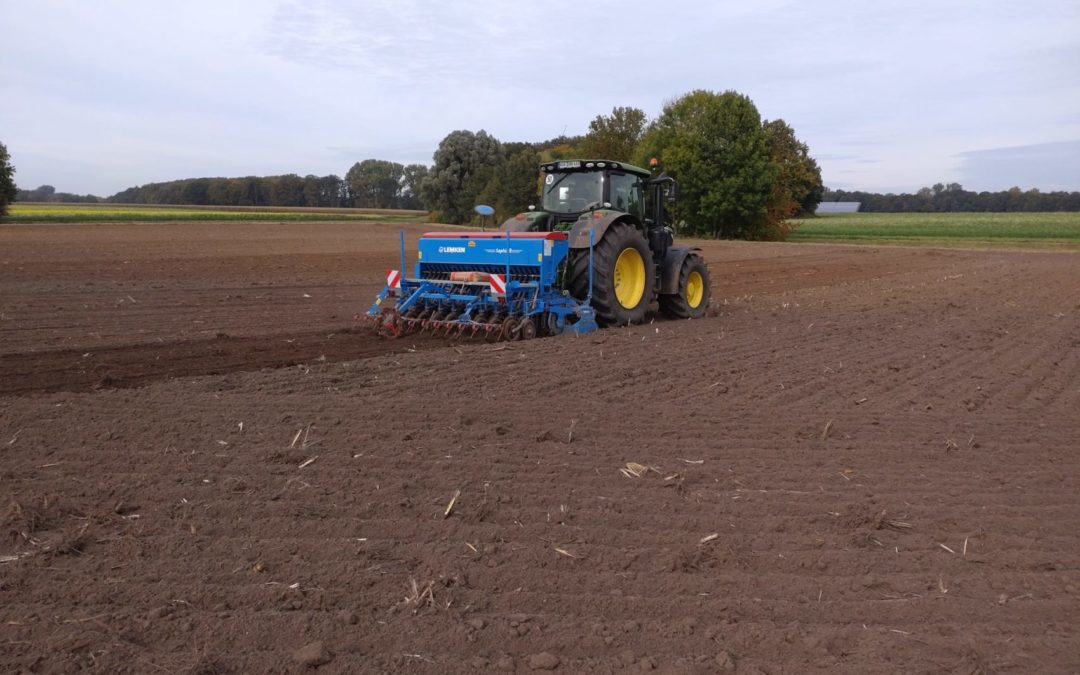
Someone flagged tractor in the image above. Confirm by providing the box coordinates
[501,159,710,325]
[361,159,709,340]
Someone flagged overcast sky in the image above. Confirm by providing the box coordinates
[2,0,1078,196]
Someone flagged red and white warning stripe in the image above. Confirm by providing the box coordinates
[386,269,402,296]
[489,273,506,297]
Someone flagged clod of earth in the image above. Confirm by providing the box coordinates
[292,642,333,668]
[527,652,561,670]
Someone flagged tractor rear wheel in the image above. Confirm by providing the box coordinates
[567,221,655,326]
[659,253,710,319]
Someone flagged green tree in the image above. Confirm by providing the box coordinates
[400,164,430,210]
[181,177,212,205]
[346,160,405,208]
[535,134,585,163]
[481,146,540,221]
[266,174,305,206]
[638,90,777,239]
[302,175,322,206]
[421,130,502,223]
[579,106,647,163]
[762,119,823,233]
[16,185,54,202]
[320,175,345,207]
[0,142,17,218]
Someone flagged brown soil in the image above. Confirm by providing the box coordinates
[1,221,1078,673]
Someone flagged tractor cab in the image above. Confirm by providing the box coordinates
[539,160,649,227]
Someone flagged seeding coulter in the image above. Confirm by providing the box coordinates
[363,230,599,340]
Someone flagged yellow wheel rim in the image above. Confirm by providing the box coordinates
[686,270,704,308]
[613,247,646,309]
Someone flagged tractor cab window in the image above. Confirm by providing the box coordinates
[608,172,644,218]
[542,171,603,214]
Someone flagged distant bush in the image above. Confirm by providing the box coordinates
[0,141,16,218]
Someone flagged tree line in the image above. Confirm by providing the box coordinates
[16,184,103,203]
[823,183,1080,212]
[10,162,430,210]
[107,162,429,210]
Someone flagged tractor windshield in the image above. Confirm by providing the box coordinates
[541,171,603,214]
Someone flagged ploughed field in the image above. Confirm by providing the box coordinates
[1,221,1078,673]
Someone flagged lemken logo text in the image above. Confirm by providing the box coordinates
[437,246,466,253]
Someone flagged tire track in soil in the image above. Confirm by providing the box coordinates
[0,329,445,395]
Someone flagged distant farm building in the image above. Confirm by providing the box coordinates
[816,201,861,214]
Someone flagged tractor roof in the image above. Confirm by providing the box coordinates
[541,159,652,178]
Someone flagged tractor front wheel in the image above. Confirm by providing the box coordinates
[567,222,656,326]
[659,254,710,319]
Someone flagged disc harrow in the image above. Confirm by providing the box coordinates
[360,303,554,342]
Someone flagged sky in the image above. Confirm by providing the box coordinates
[2,0,1079,196]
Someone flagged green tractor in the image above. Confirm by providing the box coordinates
[500,159,709,326]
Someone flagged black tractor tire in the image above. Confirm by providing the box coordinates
[659,253,710,319]
[567,221,656,326]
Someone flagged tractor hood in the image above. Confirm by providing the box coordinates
[500,209,551,232]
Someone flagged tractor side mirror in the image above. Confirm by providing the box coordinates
[665,183,677,204]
